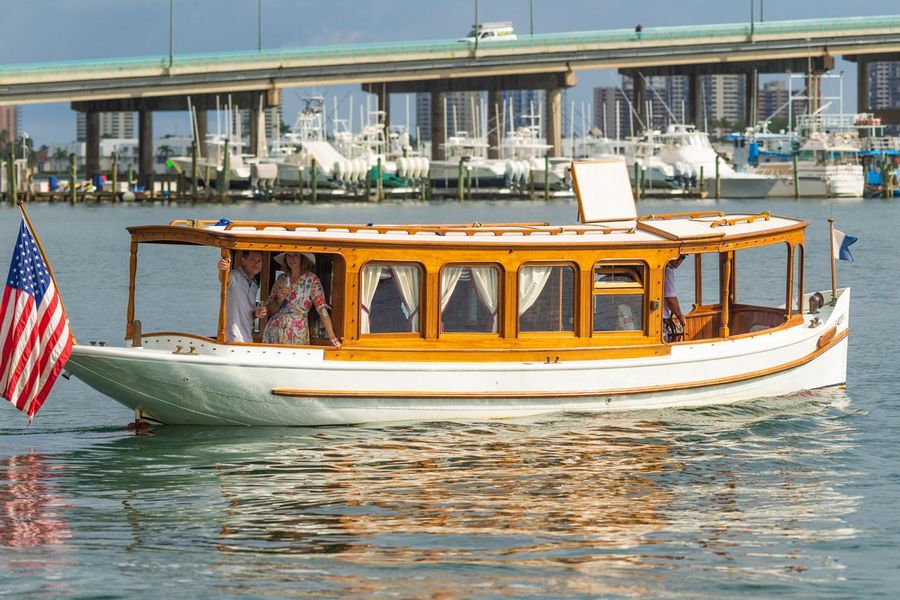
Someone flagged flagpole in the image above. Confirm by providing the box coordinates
[16,201,77,344]
[828,218,837,302]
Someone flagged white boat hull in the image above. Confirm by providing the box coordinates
[65,290,849,426]
[704,174,779,199]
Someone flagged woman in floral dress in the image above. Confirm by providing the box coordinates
[263,252,341,347]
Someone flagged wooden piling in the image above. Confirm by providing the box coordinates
[297,166,304,201]
[69,153,77,205]
[111,150,119,201]
[544,156,550,200]
[458,159,465,201]
[633,162,641,200]
[792,152,800,199]
[8,150,16,205]
[715,155,721,200]
[377,157,384,201]
[220,139,231,202]
[191,141,199,198]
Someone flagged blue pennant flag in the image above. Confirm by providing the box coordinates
[832,228,857,262]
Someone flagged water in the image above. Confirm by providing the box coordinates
[0,197,898,598]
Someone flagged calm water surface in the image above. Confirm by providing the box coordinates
[0,197,898,598]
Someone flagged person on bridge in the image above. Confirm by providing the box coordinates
[635,24,643,39]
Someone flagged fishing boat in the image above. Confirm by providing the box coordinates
[62,161,850,426]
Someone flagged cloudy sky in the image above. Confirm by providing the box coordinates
[3,0,897,144]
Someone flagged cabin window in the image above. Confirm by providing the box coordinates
[518,264,575,333]
[441,265,501,333]
[792,245,804,316]
[592,264,646,332]
[359,263,422,334]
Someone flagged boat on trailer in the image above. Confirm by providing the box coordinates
[65,161,850,426]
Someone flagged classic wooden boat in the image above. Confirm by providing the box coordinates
[64,162,850,426]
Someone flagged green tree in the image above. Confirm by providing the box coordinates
[156,144,175,164]
[52,147,69,172]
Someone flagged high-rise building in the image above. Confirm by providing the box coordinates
[501,90,545,133]
[869,62,900,111]
[756,80,792,124]
[592,87,631,139]
[603,73,748,135]
[415,92,483,141]
[619,75,690,132]
[703,74,746,126]
[233,106,283,140]
[76,111,136,141]
[0,106,21,141]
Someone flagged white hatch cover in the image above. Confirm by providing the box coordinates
[571,160,636,223]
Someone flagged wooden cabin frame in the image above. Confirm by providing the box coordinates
[125,213,806,363]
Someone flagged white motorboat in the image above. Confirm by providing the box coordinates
[63,161,850,426]
[655,124,778,198]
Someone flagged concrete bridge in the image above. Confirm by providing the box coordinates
[1,14,897,181]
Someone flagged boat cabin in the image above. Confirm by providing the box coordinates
[124,163,806,362]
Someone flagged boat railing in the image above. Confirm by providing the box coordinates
[166,219,637,236]
[637,210,725,222]
[709,212,770,228]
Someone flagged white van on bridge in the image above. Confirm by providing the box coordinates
[461,22,517,43]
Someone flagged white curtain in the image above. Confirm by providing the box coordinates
[471,267,500,333]
[518,266,553,317]
[440,267,464,310]
[359,265,382,334]
[390,266,420,332]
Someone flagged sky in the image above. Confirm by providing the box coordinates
[3,0,897,145]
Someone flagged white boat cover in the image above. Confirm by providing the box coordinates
[571,160,637,223]
[300,141,347,177]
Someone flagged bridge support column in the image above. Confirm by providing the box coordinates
[85,111,101,179]
[488,88,502,159]
[196,110,208,157]
[689,72,703,129]
[249,102,260,158]
[745,69,759,126]
[632,73,647,133]
[857,58,871,113]
[138,109,153,190]
[376,83,390,132]
[806,72,822,116]
[546,87,562,157]
[430,91,446,161]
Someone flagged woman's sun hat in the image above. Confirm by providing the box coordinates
[273,252,316,270]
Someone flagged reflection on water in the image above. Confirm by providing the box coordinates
[0,451,73,594]
[21,391,859,597]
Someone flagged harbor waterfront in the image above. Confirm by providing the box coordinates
[0,197,898,596]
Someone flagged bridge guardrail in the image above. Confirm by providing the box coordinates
[1,15,899,81]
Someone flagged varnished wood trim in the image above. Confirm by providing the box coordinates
[271,329,849,399]
[817,325,837,349]
[141,331,216,342]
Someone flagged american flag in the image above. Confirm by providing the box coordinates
[0,219,72,420]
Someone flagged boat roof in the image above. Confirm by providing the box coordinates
[130,211,805,248]
[130,163,804,249]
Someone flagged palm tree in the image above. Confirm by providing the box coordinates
[156,144,175,165]
[52,147,69,172]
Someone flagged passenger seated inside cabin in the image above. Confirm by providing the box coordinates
[218,250,266,343]
[263,252,341,348]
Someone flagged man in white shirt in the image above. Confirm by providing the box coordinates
[217,251,266,342]
[663,255,686,342]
